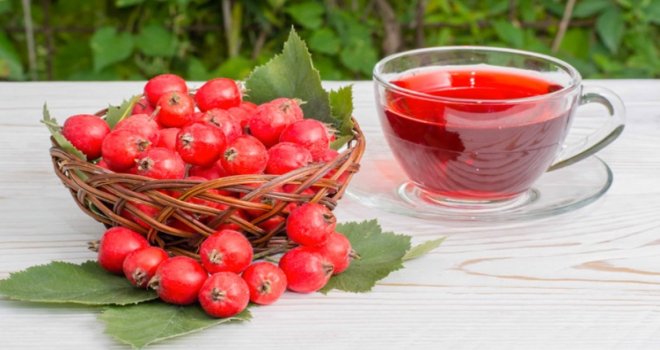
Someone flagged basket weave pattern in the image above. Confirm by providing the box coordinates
[50,118,365,259]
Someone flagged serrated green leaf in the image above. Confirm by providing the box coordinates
[41,104,87,161]
[105,95,142,129]
[135,24,177,57]
[90,26,134,72]
[100,302,251,349]
[596,7,625,54]
[321,220,411,293]
[308,28,341,55]
[285,2,325,29]
[244,29,336,127]
[0,261,157,305]
[330,135,353,150]
[403,237,445,261]
[492,20,524,48]
[329,85,354,137]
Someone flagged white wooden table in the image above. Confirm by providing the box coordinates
[1,81,659,349]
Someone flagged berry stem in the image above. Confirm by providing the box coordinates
[253,244,289,260]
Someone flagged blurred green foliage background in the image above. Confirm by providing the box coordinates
[0,0,658,81]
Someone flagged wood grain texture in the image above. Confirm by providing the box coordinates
[1,81,659,349]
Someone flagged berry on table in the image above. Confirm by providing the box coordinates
[241,261,287,305]
[62,114,110,160]
[315,232,352,275]
[123,246,169,288]
[199,229,254,274]
[198,272,250,318]
[149,256,207,305]
[97,227,149,274]
[279,246,333,293]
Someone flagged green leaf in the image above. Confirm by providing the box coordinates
[115,0,144,7]
[596,7,625,54]
[648,1,660,24]
[308,28,341,55]
[339,39,378,75]
[492,20,524,48]
[572,0,611,18]
[90,26,134,72]
[41,104,87,161]
[403,237,445,261]
[105,95,141,129]
[245,29,338,129]
[0,261,157,305]
[0,31,24,80]
[285,2,325,29]
[321,220,411,293]
[328,85,354,147]
[135,24,177,57]
[100,302,251,349]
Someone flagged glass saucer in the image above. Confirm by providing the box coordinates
[346,150,613,222]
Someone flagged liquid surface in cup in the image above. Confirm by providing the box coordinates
[382,66,574,201]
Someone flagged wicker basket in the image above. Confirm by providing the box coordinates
[50,115,365,259]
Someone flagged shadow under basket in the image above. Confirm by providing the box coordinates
[50,118,365,259]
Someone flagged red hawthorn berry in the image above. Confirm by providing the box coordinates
[279,246,333,293]
[98,227,149,274]
[115,113,160,145]
[123,246,169,288]
[101,130,151,172]
[149,256,208,305]
[266,142,313,175]
[156,91,195,128]
[199,272,250,318]
[286,203,336,246]
[241,262,287,305]
[221,135,268,175]
[194,78,242,112]
[199,229,254,274]
[136,147,186,180]
[279,119,330,160]
[131,97,155,115]
[247,98,303,147]
[176,122,226,167]
[144,74,188,106]
[62,114,110,160]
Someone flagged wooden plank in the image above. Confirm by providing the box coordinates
[0,81,659,349]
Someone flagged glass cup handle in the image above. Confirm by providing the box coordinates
[548,86,626,172]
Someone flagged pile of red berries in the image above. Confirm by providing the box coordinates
[61,73,338,181]
[97,201,352,318]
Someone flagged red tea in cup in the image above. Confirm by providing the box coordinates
[373,47,625,208]
[381,67,575,201]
